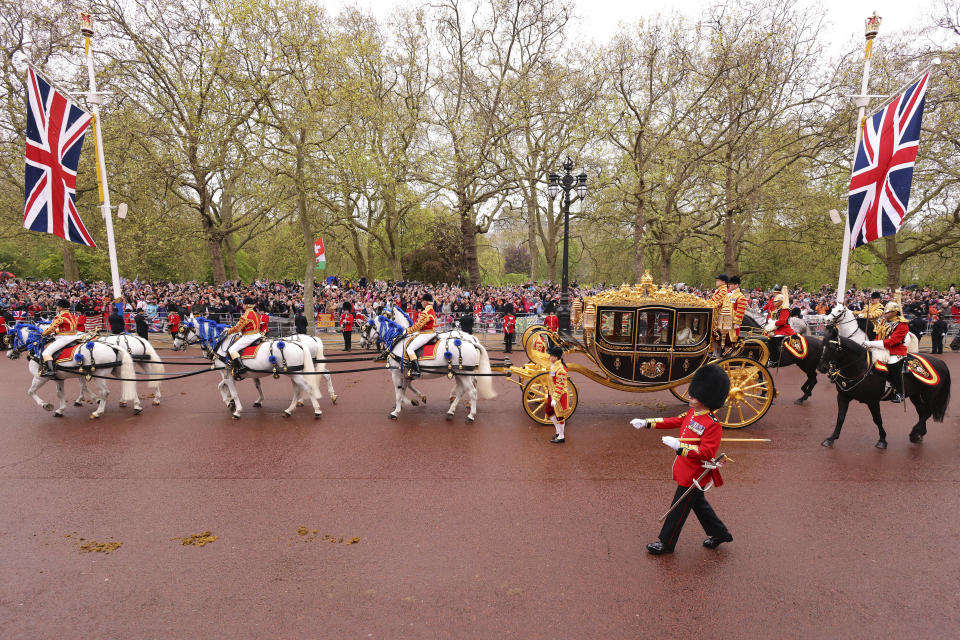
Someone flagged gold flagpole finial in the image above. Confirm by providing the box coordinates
[80,12,94,37]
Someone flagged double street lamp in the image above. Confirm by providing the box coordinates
[547,157,587,334]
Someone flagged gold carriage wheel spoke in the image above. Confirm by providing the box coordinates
[739,381,769,391]
[723,402,732,425]
[743,391,768,401]
[528,398,547,414]
[741,396,760,414]
[735,400,745,424]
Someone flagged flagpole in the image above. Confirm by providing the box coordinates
[836,12,882,307]
[79,13,122,301]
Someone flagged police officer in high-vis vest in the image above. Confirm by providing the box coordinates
[40,299,78,377]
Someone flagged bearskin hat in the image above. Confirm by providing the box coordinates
[546,345,564,359]
[242,296,255,306]
[504,303,514,314]
[688,364,730,411]
[715,274,729,283]
[56,299,70,308]
[870,291,881,299]
[729,275,741,285]
[422,292,433,302]
[342,301,352,312]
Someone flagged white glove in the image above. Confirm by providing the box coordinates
[864,340,881,349]
[630,418,650,429]
[662,436,680,451]
[701,460,719,470]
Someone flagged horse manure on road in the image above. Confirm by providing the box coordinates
[294,527,359,545]
[176,531,218,547]
[79,540,123,554]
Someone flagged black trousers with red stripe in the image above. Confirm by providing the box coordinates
[658,484,730,550]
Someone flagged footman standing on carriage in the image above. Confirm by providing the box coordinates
[40,299,79,377]
[545,345,569,444]
[404,292,437,378]
[863,301,909,403]
[726,275,748,347]
[225,297,261,375]
[630,364,733,555]
[710,274,729,355]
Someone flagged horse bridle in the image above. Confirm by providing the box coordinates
[823,330,873,391]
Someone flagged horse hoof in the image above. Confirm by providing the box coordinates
[232,414,240,420]
[388,413,398,421]
[420,396,427,404]
[910,434,923,444]
[820,439,834,448]
[89,413,99,420]
[282,410,292,418]
[410,400,419,407]
[297,401,304,407]
[152,400,160,406]
[53,411,64,418]
[119,401,127,408]
[446,412,454,421]
[133,408,142,415]
[73,402,83,407]
[252,402,261,408]
[465,416,475,424]
[875,440,888,449]
[331,395,338,404]
[314,412,322,419]
[42,403,53,412]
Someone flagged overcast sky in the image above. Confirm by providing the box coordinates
[326,0,944,49]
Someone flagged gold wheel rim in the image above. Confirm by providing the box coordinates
[717,357,773,429]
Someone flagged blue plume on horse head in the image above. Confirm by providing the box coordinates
[395,306,413,326]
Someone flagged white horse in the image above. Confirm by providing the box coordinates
[172,315,321,419]
[278,333,337,404]
[71,334,166,408]
[825,303,919,359]
[7,323,141,418]
[376,304,497,422]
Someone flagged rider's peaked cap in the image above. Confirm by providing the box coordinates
[688,364,730,411]
[56,298,70,308]
[547,345,564,359]
[422,292,433,302]
[715,274,729,283]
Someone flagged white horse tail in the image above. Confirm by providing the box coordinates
[118,349,138,404]
[475,343,497,400]
[301,343,320,400]
[142,339,165,392]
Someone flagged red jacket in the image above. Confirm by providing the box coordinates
[654,409,724,488]
[340,312,354,332]
[259,312,270,333]
[76,314,87,331]
[167,312,181,333]
[544,314,559,333]
[503,314,516,334]
[882,321,909,356]
[773,309,795,336]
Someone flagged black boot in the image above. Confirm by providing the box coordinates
[646,541,673,555]
[703,533,733,549]
[41,360,56,378]
[407,360,421,378]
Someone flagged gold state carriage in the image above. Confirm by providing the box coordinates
[506,273,776,429]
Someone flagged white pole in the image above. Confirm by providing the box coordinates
[80,13,122,300]
[836,13,881,307]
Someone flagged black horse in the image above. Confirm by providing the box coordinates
[741,314,822,404]
[817,324,951,449]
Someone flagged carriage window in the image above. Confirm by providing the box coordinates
[638,310,672,345]
[599,310,633,344]
[676,312,708,346]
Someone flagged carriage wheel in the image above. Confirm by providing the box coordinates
[669,382,691,404]
[522,372,579,425]
[715,357,775,429]
[521,324,547,351]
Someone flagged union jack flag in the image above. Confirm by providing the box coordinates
[848,73,929,249]
[23,67,97,247]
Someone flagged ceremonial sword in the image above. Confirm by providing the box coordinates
[657,452,731,523]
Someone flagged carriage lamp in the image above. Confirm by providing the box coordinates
[545,157,588,334]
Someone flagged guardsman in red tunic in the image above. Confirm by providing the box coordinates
[631,364,733,554]
[225,297,261,372]
[502,304,516,353]
[545,345,569,443]
[404,293,437,377]
[863,301,910,403]
[543,309,559,333]
[167,306,181,340]
[340,302,354,351]
[40,299,79,377]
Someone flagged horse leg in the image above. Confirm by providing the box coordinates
[446,380,461,421]
[253,379,264,408]
[27,370,52,411]
[291,375,321,419]
[908,391,929,444]
[822,393,851,447]
[74,379,87,406]
[323,368,337,404]
[389,370,404,420]
[54,379,66,417]
[405,381,426,405]
[217,377,232,407]
[224,376,243,419]
[90,378,110,419]
[867,400,887,449]
[795,365,816,405]
[465,379,478,423]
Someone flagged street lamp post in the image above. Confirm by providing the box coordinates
[548,157,587,334]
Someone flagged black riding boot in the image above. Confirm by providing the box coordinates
[888,360,904,403]
[41,359,56,378]
[407,359,421,379]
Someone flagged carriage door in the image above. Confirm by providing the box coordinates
[633,308,673,383]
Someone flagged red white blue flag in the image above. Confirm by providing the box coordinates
[848,73,929,249]
[23,67,97,247]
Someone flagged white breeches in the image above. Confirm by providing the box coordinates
[227,333,260,358]
[42,335,79,360]
[405,332,434,359]
[869,347,900,365]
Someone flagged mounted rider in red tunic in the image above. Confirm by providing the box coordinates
[863,301,910,403]
[763,286,794,364]
[225,297,262,374]
[404,292,437,378]
[40,299,78,377]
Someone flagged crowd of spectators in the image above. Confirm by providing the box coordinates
[1,274,958,334]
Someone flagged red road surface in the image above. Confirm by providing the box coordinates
[1,347,959,638]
